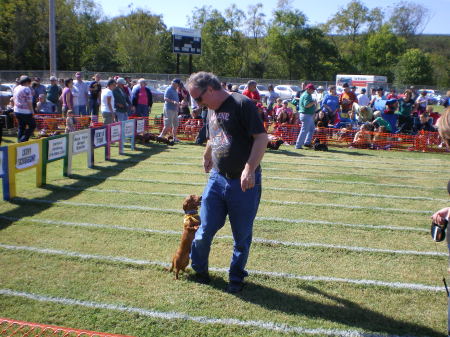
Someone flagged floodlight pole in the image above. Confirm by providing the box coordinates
[176,54,180,74]
[49,0,57,77]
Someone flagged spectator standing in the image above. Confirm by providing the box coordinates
[13,75,36,142]
[387,88,398,99]
[313,86,325,109]
[242,80,260,104]
[370,87,386,107]
[410,86,419,101]
[61,78,74,117]
[295,83,317,149]
[73,72,89,115]
[357,88,370,107]
[32,77,46,107]
[36,93,55,114]
[267,84,279,115]
[440,91,450,108]
[339,83,358,120]
[159,78,180,141]
[101,79,116,124]
[46,76,61,113]
[187,71,268,293]
[416,90,428,114]
[131,78,153,117]
[397,89,415,134]
[321,85,340,123]
[88,74,102,119]
[177,82,191,119]
[113,78,131,122]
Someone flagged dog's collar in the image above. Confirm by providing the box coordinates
[184,210,198,215]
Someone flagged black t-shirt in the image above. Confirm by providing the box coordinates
[206,92,266,177]
[89,81,102,100]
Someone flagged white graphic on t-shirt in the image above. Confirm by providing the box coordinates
[209,110,231,157]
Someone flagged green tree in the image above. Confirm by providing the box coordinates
[389,1,430,39]
[428,53,450,88]
[394,48,433,85]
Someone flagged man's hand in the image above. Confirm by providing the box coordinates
[240,165,255,192]
[432,207,450,226]
[203,143,213,173]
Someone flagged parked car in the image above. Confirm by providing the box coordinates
[274,85,301,100]
[0,84,13,110]
[422,89,441,105]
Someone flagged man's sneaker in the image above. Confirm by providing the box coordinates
[226,281,244,293]
[189,272,211,284]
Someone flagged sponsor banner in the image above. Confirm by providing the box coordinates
[111,124,121,142]
[124,120,134,137]
[94,128,107,147]
[72,131,90,154]
[136,119,145,134]
[16,143,39,170]
[48,137,67,161]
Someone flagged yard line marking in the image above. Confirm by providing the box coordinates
[115,158,450,175]
[69,174,443,192]
[71,168,449,198]
[0,212,427,234]
[2,210,440,257]
[45,186,436,214]
[0,245,443,292]
[0,289,428,337]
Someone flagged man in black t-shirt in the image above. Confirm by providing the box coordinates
[187,71,268,293]
[88,73,102,117]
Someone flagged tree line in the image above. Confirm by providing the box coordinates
[0,0,449,87]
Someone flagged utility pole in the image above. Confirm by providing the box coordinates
[49,0,57,77]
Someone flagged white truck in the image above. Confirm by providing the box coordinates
[336,74,388,94]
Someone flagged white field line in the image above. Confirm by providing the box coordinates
[46,185,436,214]
[3,208,440,257]
[72,166,448,190]
[115,158,450,175]
[0,244,443,293]
[0,209,428,234]
[0,289,428,337]
[70,174,442,192]
[100,165,448,182]
[152,150,448,167]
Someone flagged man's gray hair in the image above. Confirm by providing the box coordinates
[247,80,257,86]
[187,72,222,91]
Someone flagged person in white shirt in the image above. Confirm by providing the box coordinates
[73,72,89,115]
[357,88,370,107]
[101,79,116,124]
[313,86,325,109]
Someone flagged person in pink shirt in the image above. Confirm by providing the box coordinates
[131,78,153,117]
[61,78,74,117]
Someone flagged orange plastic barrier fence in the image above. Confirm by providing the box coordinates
[0,318,135,337]
[13,116,447,153]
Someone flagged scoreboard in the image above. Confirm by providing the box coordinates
[172,27,202,55]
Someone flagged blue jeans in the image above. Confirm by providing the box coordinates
[191,169,262,283]
[115,111,128,122]
[75,105,87,115]
[135,104,149,117]
[295,113,315,148]
[89,98,99,116]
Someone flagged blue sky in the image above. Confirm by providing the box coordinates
[95,0,449,34]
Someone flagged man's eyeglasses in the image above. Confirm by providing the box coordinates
[193,88,207,103]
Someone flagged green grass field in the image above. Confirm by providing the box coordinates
[1,130,450,336]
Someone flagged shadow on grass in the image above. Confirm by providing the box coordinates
[327,147,374,156]
[268,149,304,157]
[207,276,440,336]
[0,143,169,231]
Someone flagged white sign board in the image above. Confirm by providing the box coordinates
[111,124,121,142]
[94,128,107,147]
[16,143,39,170]
[48,137,67,161]
[124,120,134,137]
[0,151,3,176]
[72,131,90,154]
[136,119,145,134]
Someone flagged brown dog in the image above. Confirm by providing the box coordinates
[170,195,202,279]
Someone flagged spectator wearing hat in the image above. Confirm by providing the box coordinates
[46,76,61,113]
[88,73,102,119]
[131,78,153,117]
[159,79,180,141]
[101,79,117,124]
[242,80,260,104]
[73,72,89,115]
[13,75,36,142]
[295,83,317,149]
[357,88,370,107]
[113,78,131,122]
